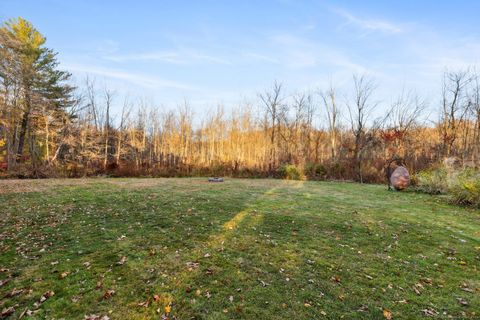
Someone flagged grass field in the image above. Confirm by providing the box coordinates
[0,178,479,319]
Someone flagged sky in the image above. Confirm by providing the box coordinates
[1,0,480,115]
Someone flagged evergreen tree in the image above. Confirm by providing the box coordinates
[0,17,74,166]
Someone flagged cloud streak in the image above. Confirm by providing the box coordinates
[104,50,232,65]
[64,62,195,91]
[333,8,404,34]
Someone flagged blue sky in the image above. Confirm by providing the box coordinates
[2,0,480,114]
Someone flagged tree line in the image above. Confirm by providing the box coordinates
[1,18,479,181]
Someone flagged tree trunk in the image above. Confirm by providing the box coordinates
[16,109,29,161]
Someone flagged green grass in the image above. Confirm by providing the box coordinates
[0,178,479,319]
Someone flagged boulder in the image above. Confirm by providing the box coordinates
[390,166,410,190]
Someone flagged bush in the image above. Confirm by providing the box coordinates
[304,163,327,180]
[449,169,480,207]
[416,168,448,194]
[279,164,304,180]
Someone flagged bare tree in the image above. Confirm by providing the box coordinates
[347,74,378,183]
[260,81,286,173]
[440,70,473,157]
[103,87,115,169]
[471,72,480,161]
[116,96,132,164]
[320,84,340,161]
[382,89,426,158]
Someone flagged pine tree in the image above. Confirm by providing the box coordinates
[0,17,74,168]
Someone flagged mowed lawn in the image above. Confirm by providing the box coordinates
[0,179,479,319]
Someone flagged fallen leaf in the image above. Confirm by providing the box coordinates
[422,308,438,317]
[383,308,392,319]
[116,256,127,265]
[84,315,110,320]
[205,268,214,276]
[103,289,115,300]
[165,305,171,313]
[457,297,468,306]
[0,279,10,287]
[258,279,269,287]
[1,306,15,318]
[186,261,199,271]
[40,290,55,303]
[358,304,369,312]
[60,272,69,279]
[6,287,23,297]
[137,300,150,307]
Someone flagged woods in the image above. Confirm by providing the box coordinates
[1,18,479,181]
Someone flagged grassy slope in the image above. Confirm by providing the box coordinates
[0,178,478,319]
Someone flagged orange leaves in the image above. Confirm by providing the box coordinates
[383,308,393,320]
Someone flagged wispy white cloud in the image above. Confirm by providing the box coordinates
[104,49,231,65]
[269,33,368,72]
[64,63,195,90]
[332,8,404,34]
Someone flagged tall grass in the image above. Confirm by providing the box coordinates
[416,167,480,208]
